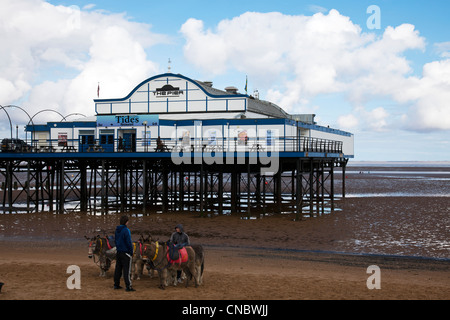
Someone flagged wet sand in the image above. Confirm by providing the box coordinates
[0,239,449,301]
[0,166,449,300]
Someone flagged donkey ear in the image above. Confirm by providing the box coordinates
[84,236,90,240]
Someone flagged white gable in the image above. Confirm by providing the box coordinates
[94,73,247,115]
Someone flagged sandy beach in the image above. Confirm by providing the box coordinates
[0,165,449,300]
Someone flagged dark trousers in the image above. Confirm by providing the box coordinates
[114,251,132,288]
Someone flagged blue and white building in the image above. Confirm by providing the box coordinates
[27,73,354,158]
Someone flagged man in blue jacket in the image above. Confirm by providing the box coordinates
[113,215,135,292]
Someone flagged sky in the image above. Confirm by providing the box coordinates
[1,0,449,161]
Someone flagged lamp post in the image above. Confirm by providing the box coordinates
[143,120,148,152]
[227,122,230,152]
[175,123,177,147]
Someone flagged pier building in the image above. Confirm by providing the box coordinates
[0,73,353,218]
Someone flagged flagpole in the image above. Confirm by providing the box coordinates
[245,76,248,94]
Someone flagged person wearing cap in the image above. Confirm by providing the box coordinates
[170,224,190,283]
[113,215,135,292]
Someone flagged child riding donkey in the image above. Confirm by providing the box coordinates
[170,224,190,284]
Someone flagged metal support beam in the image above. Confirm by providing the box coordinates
[0,156,345,216]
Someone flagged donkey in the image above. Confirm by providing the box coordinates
[191,244,205,285]
[142,241,204,289]
[131,233,155,280]
[166,244,205,286]
[85,235,116,277]
[131,240,145,280]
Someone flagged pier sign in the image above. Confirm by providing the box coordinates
[154,84,184,98]
[97,114,159,127]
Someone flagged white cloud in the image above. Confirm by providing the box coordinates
[401,59,450,131]
[367,107,389,132]
[83,4,96,10]
[181,10,450,132]
[337,114,359,131]
[307,5,328,14]
[0,0,167,122]
[180,18,229,75]
[434,41,450,58]
[338,106,388,133]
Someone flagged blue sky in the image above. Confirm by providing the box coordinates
[1,0,450,161]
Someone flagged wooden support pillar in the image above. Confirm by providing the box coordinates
[89,163,97,212]
[330,163,335,211]
[320,161,324,216]
[237,172,241,212]
[309,159,314,217]
[120,162,126,213]
[186,171,191,211]
[199,163,204,216]
[231,170,237,214]
[179,168,184,212]
[137,165,141,209]
[101,160,107,215]
[218,171,223,215]
[131,165,136,208]
[247,162,251,217]
[35,163,41,212]
[48,162,55,213]
[275,170,281,214]
[40,164,46,212]
[169,170,173,211]
[255,173,261,209]
[172,170,177,211]
[58,160,65,214]
[291,169,295,199]
[262,174,266,215]
[204,168,208,215]
[315,163,319,216]
[142,160,148,215]
[295,159,303,221]
[6,161,12,213]
[162,165,168,213]
[80,161,88,213]
[342,163,346,198]
[26,162,31,212]
[194,170,198,206]
[150,165,155,207]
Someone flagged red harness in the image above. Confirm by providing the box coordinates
[105,237,113,250]
[167,247,188,266]
[133,242,143,256]
[89,237,113,250]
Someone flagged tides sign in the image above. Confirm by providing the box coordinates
[97,114,159,127]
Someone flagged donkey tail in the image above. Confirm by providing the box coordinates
[201,257,204,275]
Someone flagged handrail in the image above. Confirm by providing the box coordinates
[23,136,343,154]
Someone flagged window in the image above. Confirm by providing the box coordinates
[58,133,68,146]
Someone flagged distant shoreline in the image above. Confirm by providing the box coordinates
[348,161,450,167]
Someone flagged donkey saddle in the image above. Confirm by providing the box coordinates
[167,241,188,265]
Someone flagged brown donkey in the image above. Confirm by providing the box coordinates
[142,241,203,289]
[132,233,156,280]
[85,235,116,277]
